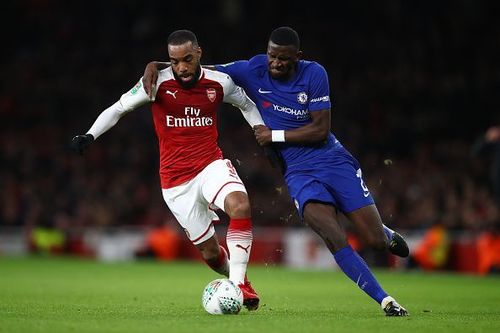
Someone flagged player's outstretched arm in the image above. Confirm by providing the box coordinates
[253,110,331,146]
[233,88,264,127]
[70,79,151,155]
[222,76,264,128]
[221,78,285,171]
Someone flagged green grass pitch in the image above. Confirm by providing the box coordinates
[0,257,499,333]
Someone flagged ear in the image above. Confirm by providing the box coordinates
[296,50,303,60]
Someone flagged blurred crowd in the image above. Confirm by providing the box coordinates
[1,0,499,236]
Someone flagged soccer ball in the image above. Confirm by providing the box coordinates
[201,278,243,315]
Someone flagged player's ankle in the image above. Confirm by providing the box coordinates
[381,296,396,309]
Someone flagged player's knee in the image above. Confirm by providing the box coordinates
[224,193,251,218]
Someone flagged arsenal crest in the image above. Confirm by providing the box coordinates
[206,88,216,102]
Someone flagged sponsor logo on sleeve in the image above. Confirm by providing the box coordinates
[130,81,142,95]
[310,95,330,103]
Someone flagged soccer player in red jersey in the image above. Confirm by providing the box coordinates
[71,30,261,310]
[143,27,409,316]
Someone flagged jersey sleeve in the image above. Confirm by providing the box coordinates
[87,78,150,139]
[221,75,264,127]
[308,64,331,112]
[215,60,249,87]
[120,78,151,110]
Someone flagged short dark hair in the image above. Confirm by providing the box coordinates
[269,26,300,49]
[167,30,198,47]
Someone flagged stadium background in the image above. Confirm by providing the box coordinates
[1,0,499,274]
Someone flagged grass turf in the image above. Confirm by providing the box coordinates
[0,257,499,333]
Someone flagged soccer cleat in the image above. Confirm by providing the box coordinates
[388,231,410,258]
[238,278,260,311]
[383,300,409,317]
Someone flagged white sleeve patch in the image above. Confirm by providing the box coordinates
[120,79,150,111]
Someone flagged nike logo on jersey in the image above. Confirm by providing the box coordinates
[166,90,178,99]
[236,244,251,253]
[258,88,272,94]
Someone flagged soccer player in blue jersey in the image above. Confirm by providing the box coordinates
[143,27,409,316]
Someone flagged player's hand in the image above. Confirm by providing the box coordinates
[70,134,94,155]
[253,125,272,146]
[143,62,159,99]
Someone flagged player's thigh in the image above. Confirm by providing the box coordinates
[303,201,348,251]
[161,182,218,245]
[324,155,375,214]
[199,159,249,213]
[286,174,337,218]
[322,158,386,246]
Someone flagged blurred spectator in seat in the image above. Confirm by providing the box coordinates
[472,125,500,204]
[410,225,450,271]
[471,125,500,274]
[477,231,500,275]
[137,223,181,261]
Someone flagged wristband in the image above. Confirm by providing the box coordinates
[271,130,286,142]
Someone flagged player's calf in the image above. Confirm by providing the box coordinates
[196,239,229,277]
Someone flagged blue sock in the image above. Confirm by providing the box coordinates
[382,224,394,242]
[333,245,388,304]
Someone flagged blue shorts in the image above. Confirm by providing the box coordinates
[284,145,374,218]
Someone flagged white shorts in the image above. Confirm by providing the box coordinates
[161,159,247,245]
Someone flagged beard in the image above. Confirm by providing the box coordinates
[173,65,201,89]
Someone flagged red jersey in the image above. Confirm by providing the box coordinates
[152,68,227,188]
[105,67,262,189]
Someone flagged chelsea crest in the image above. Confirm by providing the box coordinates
[297,92,308,104]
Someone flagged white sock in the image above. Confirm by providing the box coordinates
[226,218,253,285]
[381,296,396,309]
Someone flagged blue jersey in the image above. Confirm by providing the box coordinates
[216,55,374,216]
[216,55,338,168]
